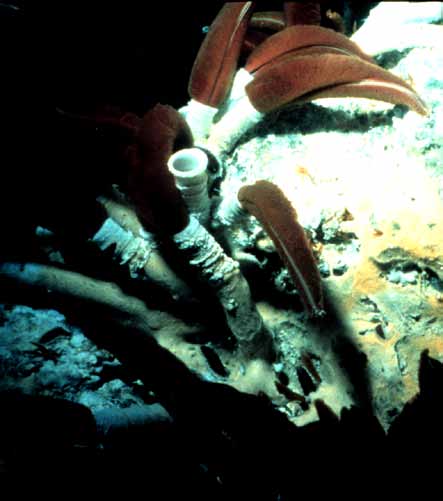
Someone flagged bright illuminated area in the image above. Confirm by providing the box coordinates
[2,1,443,490]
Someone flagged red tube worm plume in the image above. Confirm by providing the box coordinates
[283,2,321,26]
[188,2,255,108]
[238,180,324,317]
[245,53,428,115]
[245,25,375,73]
[126,104,193,235]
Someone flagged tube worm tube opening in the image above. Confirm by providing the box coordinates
[168,147,208,176]
[167,148,210,224]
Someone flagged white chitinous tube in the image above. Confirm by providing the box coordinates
[215,193,247,227]
[206,69,264,158]
[178,99,218,145]
[173,216,275,362]
[167,147,211,225]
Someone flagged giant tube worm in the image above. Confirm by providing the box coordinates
[127,104,194,235]
[206,4,427,156]
[207,21,426,156]
[188,2,255,108]
[238,180,324,317]
[245,53,428,114]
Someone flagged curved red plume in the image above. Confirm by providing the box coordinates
[246,53,427,115]
[188,2,255,107]
[238,180,324,317]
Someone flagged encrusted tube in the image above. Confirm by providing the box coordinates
[167,147,210,225]
[92,196,194,303]
[172,216,275,362]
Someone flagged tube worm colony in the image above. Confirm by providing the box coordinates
[25,2,434,417]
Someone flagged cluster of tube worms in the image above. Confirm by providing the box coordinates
[64,2,427,366]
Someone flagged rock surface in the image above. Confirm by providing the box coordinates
[219,14,443,429]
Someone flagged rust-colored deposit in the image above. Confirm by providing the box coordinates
[238,180,324,316]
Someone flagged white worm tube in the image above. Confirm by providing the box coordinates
[215,194,247,227]
[206,69,264,157]
[168,147,210,225]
